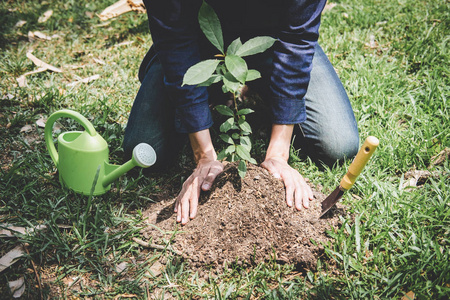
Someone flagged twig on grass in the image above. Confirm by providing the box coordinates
[23,245,43,300]
[113,294,138,300]
[132,237,182,256]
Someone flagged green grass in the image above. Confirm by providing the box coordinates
[1,0,449,299]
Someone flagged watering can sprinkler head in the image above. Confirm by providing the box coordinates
[132,143,157,168]
[45,109,157,195]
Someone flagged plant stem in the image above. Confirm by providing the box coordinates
[232,92,239,118]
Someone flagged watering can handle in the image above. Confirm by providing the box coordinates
[44,109,97,167]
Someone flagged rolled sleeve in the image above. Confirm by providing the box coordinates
[271,98,306,124]
[144,0,212,133]
[269,0,326,124]
[174,101,213,133]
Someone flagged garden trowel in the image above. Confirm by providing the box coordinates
[320,136,379,218]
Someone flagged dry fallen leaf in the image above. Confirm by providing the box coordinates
[0,245,25,273]
[14,20,27,28]
[93,58,106,65]
[0,224,46,237]
[28,31,59,41]
[26,52,62,73]
[36,116,46,128]
[148,261,164,277]
[0,223,69,238]
[113,294,139,300]
[67,74,100,87]
[402,169,445,190]
[429,147,450,168]
[8,277,25,298]
[38,10,53,23]
[16,52,63,86]
[29,31,49,41]
[52,122,63,133]
[401,291,415,300]
[115,262,128,273]
[114,40,134,47]
[16,75,27,87]
[98,0,145,21]
[20,124,33,133]
[63,276,81,289]
[16,67,49,87]
[2,93,14,100]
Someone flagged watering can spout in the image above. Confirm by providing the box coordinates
[102,143,157,187]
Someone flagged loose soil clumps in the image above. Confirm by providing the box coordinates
[142,163,344,271]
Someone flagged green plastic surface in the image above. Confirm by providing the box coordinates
[44,109,122,195]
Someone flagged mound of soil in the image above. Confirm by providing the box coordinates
[142,163,344,271]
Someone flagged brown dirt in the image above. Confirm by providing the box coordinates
[142,163,345,271]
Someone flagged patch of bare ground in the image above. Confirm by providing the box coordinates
[142,163,345,272]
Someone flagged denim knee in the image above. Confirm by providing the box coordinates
[315,129,360,167]
[293,120,360,168]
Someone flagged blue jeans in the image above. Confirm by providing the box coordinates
[123,44,359,169]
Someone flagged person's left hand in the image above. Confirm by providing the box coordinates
[261,157,313,210]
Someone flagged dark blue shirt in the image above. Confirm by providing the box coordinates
[142,0,327,133]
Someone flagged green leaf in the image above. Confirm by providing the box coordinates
[219,117,234,132]
[182,59,220,86]
[221,84,229,93]
[236,36,276,57]
[232,133,240,139]
[240,136,251,151]
[216,63,226,75]
[217,149,227,160]
[225,55,248,84]
[198,1,224,53]
[238,160,247,178]
[215,105,234,117]
[227,38,242,55]
[237,108,255,115]
[238,118,252,133]
[220,134,234,144]
[223,73,241,92]
[236,145,257,164]
[225,144,236,154]
[197,74,222,87]
[246,69,261,82]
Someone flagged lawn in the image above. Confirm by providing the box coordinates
[0,0,449,299]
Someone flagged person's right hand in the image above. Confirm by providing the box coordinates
[174,129,223,225]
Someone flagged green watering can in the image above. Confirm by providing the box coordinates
[45,109,156,195]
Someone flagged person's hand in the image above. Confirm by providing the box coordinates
[261,157,313,210]
[174,129,223,225]
[263,124,313,210]
[174,158,223,224]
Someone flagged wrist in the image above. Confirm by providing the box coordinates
[189,129,217,163]
[265,124,294,162]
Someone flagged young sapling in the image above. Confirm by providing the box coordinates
[182,1,276,178]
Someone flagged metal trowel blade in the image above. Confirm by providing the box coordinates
[320,186,345,218]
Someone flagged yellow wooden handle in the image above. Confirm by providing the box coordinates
[340,136,379,190]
